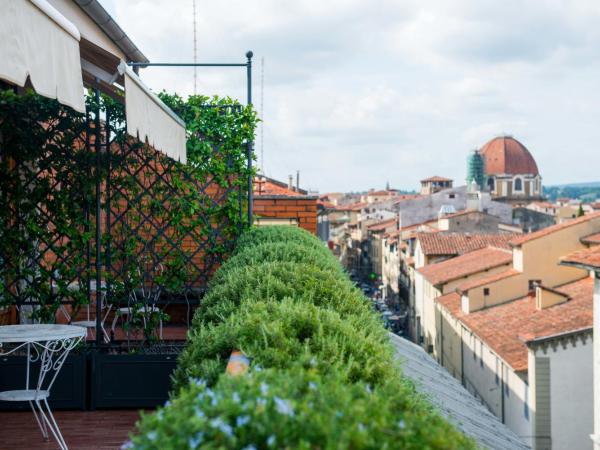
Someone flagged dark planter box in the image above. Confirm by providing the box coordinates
[91,352,178,409]
[0,352,87,410]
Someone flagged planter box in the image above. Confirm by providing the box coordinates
[91,352,178,409]
[0,352,86,410]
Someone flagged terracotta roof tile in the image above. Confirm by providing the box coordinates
[392,194,421,204]
[417,232,517,256]
[456,277,593,371]
[480,136,539,175]
[436,292,463,317]
[457,269,520,293]
[254,178,302,197]
[367,190,398,196]
[510,211,600,246]
[368,218,397,232]
[561,246,600,270]
[417,247,513,287]
[581,233,600,245]
[421,176,453,183]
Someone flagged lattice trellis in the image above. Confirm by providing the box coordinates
[0,89,248,339]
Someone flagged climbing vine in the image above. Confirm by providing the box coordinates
[0,88,257,336]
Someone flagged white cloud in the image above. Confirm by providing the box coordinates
[101,0,600,192]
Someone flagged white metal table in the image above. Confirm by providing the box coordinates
[0,324,85,450]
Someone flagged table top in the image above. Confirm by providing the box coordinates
[0,324,86,343]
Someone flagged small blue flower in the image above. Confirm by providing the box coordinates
[398,419,406,430]
[193,406,205,419]
[242,446,257,450]
[164,400,171,407]
[147,431,157,441]
[188,431,204,448]
[254,365,263,372]
[274,397,294,417]
[266,435,276,447]
[210,418,233,437]
[365,384,372,394]
[257,398,266,408]
[232,392,241,403]
[308,381,317,390]
[120,441,134,449]
[260,382,269,396]
[358,423,366,433]
[236,415,251,427]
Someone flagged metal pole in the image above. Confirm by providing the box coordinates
[127,62,247,67]
[246,51,253,226]
[94,85,102,348]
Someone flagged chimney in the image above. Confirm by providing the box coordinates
[296,170,300,192]
[288,175,293,190]
[535,285,569,310]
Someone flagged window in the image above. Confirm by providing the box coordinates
[487,177,495,191]
[514,177,523,191]
[449,193,455,199]
[483,287,490,296]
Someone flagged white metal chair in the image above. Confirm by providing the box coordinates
[110,264,164,339]
[53,280,111,343]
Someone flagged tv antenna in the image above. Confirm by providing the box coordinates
[192,0,198,94]
[260,56,264,174]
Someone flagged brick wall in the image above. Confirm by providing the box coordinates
[254,196,318,235]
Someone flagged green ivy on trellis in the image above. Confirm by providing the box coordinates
[0,88,258,333]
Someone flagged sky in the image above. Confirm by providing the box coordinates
[100,0,600,193]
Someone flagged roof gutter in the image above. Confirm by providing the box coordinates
[74,0,149,64]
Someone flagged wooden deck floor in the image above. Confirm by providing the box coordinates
[0,409,143,450]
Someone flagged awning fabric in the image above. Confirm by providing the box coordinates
[0,0,86,113]
[123,66,187,164]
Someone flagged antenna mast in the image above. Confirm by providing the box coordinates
[260,56,265,174]
[192,0,197,95]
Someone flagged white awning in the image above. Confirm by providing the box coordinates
[0,0,86,113]
[122,65,187,164]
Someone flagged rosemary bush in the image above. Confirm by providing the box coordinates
[131,226,474,449]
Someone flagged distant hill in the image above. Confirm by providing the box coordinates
[544,181,600,201]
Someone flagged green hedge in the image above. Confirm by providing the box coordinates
[234,226,326,255]
[210,241,342,286]
[193,261,374,326]
[131,226,474,449]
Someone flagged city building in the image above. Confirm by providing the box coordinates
[431,212,600,447]
[420,176,454,195]
[560,242,600,450]
[479,136,543,203]
[253,176,318,234]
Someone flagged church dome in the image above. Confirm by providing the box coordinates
[480,136,539,176]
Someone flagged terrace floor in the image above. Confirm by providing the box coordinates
[0,409,142,450]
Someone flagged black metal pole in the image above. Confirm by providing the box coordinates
[128,62,247,68]
[94,85,102,348]
[246,51,253,226]
[126,53,256,226]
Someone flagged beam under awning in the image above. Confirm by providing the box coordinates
[121,64,187,164]
[0,0,86,113]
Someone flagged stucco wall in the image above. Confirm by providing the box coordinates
[529,335,593,450]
